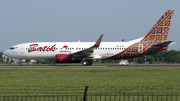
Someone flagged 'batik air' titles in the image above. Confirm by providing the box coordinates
[110,10,174,59]
[28,44,57,53]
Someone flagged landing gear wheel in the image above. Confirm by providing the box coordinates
[18,61,22,66]
[82,60,92,66]
[82,61,88,66]
[88,60,92,66]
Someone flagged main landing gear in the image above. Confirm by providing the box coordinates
[82,60,92,66]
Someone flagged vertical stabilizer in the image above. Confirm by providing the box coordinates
[110,10,174,59]
[140,10,174,44]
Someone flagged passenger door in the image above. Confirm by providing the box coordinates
[138,44,143,53]
[20,45,24,54]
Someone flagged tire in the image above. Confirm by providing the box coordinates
[82,61,87,66]
[88,60,92,65]
[82,60,93,66]
[18,61,22,66]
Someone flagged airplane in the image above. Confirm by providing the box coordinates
[3,10,174,66]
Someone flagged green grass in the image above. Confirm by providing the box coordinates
[0,68,179,86]
[0,68,180,96]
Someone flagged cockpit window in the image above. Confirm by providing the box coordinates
[10,47,15,50]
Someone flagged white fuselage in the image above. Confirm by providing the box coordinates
[3,41,138,60]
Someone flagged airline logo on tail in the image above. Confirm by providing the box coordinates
[110,10,174,59]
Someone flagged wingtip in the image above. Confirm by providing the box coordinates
[93,34,104,47]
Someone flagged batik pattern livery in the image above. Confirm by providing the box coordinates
[110,10,174,59]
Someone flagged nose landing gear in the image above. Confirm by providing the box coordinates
[18,61,22,66]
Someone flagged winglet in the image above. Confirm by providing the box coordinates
[93,34,103,47]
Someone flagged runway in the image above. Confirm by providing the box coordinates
[0,65,180,68]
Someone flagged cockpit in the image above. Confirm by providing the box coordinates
[9,47,15,50]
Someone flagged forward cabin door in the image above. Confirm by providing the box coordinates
[20,45,24,54]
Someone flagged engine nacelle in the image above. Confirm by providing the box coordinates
[55,54,82,63]
[55,54,72,63]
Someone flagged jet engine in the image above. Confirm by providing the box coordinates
[55,54,82,63]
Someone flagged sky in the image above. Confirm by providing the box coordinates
[0,0,180,52]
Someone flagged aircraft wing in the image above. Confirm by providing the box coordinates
[71,34,103,58]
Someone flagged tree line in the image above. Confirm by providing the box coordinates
[0,50,180,64]
[0,52,2,63]
[92,50,180,64]
[129,50,180,64]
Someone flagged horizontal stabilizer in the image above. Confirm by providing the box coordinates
[151,41,173,47]
[169,42,176,46]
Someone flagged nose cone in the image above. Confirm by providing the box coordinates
[3,50,9,56]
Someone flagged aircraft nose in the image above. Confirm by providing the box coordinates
[3,50,9,56]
